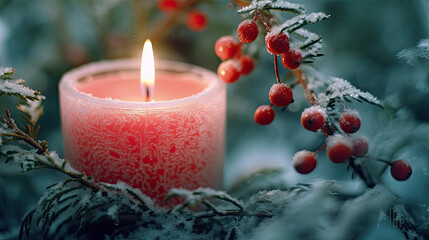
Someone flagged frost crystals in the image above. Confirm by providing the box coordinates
[0,66,44,101]
[237,1,306,15]
[317,77,381,108]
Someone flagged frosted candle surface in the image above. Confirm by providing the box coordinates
[59,60,226,202]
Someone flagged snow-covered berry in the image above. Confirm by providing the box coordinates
[281,48,303,69]
[214,36,238,60]
[390,160,412,181]
[187,10,207,31]
[157,0,179,11]
[217,60,240,83]
[300,106,326,132]
[265,32,290,55]
[352,136,369,157]
[237,19,259,43]
[339,109,361,134]
[238,55,255,75]
[326,134,353,163]
[269,83,293,108]
[254,105,275,125]
[292,150,317,174]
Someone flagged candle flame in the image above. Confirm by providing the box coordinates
[140,39,155,101]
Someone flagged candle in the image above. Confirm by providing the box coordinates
[59,48,226,203]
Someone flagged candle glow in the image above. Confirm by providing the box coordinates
[60,58,226,203]
[140,39,155,100]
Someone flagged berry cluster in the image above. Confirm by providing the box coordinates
[218,2,412,184]
[294,105,412,181]
[157,0,208,32]
[214,13,307,125]
[214,35,255,83]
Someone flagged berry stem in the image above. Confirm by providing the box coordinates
[374,158,393,166]
[274,55,281,84]
[321,127,329,137]
[254,12,271,32]
[315,143,326,153]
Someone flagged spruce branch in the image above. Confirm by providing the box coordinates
[166,188,274,218]
[0,67,44,102]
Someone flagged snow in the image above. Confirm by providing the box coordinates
[327,134,353,149]
[302,105,327,120]
[0,67,13,77]
[238,0,305,14]
[293,150,314,160]
[317,77,380,107]
[302,42,322,58]
[17,100,43,124]
[268,1,306,14]
[272,12,329,34]
[107,181,159,212]
[169,187,244,208]
[107,205,120,221]
[340,108,360,119]
[0,145,40,171]
[295,28,319,43]
[0,79,45,100]
[264,30,290,46]
[0,122,14,146]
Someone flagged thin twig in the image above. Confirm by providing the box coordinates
[230,0,251,7]
[291,69,316,105]
[274,55,281,84]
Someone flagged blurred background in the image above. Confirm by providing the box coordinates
[0,0,428,239]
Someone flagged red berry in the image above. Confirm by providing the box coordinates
[269,83,293,107]
[187,10,207,32]
[339,109,361,134]
[157,0,178,11]
[237,19,259,43]
[281,49,303,69]
[352,136,369,157]
[254,105,275,125]
[217,60,240,83]
[326,135,353,163]
[265,31,290,54]
[390,160,412,181]
[300,106,326,132]
[214,36,238,60]
[238,55,255,75]
[292,150,317,174]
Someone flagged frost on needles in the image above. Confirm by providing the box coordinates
[0,67,44,101]
[317,77,381,108]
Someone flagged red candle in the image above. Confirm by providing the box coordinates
[59,46,225,203]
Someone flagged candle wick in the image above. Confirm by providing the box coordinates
[144,84,151,102]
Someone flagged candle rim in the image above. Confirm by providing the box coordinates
[59,59,224,110]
